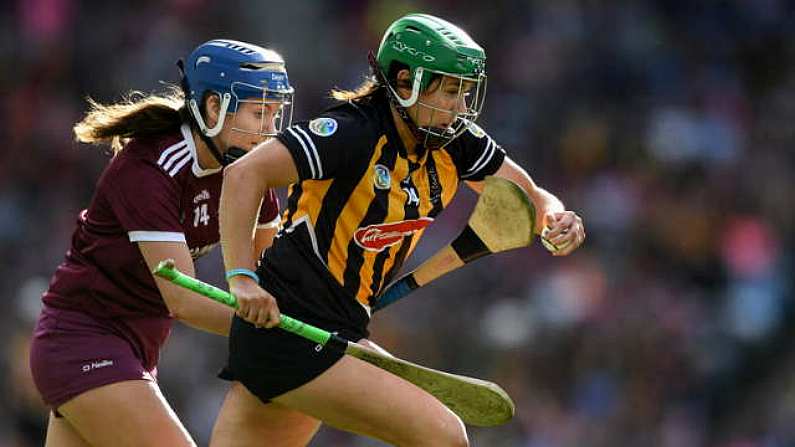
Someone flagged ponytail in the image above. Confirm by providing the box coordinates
[73,86,185,154]
[330,78,381,102]
[331,60,440,103]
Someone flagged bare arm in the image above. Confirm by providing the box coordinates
[138,241,233,336]
[466,157,585,255]
[220,139,298,274]
[220,138,299,327]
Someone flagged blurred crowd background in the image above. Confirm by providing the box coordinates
[2,0,794,445]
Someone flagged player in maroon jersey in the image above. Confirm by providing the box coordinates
[28,40,294,446]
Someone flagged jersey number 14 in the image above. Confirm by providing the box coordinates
[193,203,210,227]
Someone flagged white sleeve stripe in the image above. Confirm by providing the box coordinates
[168,152,193,177]
[478,140,497,173]
[128,231,186,243]
[293,126,324,178]
[462,142,497,179]
[287,127,317,178]
[160,147,190,171]
[467,137,494,173]
[157,141,187,165]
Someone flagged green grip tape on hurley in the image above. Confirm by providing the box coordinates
[277,315,332,346]
[153,260,332,346]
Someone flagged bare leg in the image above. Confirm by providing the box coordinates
[45,412,91,447]
[56,380,196,447]
[212,337,468,447]
[273,353,468,447]
[210,382,321,447]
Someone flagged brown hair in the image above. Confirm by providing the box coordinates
[330,78,381,102]
[73,86,186,154]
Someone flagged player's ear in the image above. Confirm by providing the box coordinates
[395,69,412,100]
[204,94,221,128]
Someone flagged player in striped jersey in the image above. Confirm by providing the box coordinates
[213,14,585,447]
[28,40,293,446]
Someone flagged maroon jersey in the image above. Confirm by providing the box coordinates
[43,124,279,320]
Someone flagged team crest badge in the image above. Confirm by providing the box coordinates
[466,121,486,139]
[308,117,338,137]
[373,164,391,190]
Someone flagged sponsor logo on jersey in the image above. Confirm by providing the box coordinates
[373,164,391,190]
[308,118,338,137]
[354,217,433,252]
[82,359,114,373]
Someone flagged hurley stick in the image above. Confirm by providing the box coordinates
[153,260,515,427]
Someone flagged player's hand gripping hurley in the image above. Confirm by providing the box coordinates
[374,175,537,311]
[153,260,515,427]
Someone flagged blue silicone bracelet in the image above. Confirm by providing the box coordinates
[225,268,260,283]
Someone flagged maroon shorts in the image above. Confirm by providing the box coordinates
[29,304,170,411]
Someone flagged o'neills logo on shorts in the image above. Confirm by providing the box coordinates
[81,359,114,373]
[354,217,433,252]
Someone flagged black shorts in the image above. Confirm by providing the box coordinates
[219,315,369,402]
[219,254,370,402]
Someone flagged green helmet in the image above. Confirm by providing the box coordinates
[375,14,488,146]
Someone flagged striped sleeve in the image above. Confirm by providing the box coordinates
[102,151,185,241]
[276,111,371,181]
[448,122,506,181]
[278,124,324,180]
[155,139,192,177]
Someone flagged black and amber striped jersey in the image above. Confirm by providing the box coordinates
[271,92,505,317]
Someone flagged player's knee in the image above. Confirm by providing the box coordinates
[441,415,469,447]
[423,413,468,447]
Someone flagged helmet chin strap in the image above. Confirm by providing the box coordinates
[368,52,448,149]
[387,98,451,150]
[184,107,242,167]
[221,146,247,165]
[185,101,245,167]
[195,128,228,166]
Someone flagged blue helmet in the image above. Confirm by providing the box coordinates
[181,39,294,137]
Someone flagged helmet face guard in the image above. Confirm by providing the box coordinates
[228,77,294,137]
[402,68,487,147]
